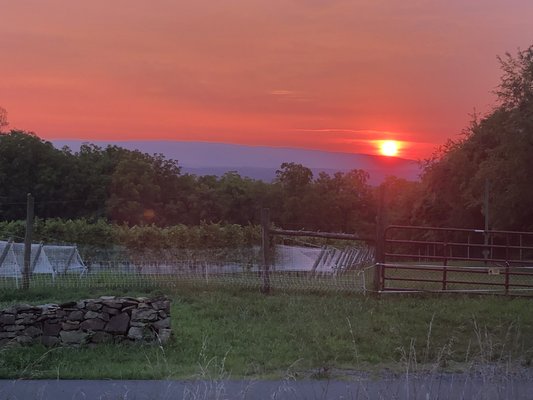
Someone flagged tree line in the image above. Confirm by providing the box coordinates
[0,131,378,234]
[408,45,533,231]
[1,45,532,234]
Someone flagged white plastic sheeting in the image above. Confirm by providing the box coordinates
[0,241,19,277]
[44,245,86,274]
[0,241,86,277]
[11,243,54,275]
[273,245,374,274]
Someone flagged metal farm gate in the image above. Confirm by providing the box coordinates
[375,225,533,295]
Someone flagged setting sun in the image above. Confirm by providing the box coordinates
[380,140,399,157]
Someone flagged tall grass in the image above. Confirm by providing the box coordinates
[1,284,532,380]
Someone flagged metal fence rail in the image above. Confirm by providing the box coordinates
[377,225,533,295]
[378,262,533,294]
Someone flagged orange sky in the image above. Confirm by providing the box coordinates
[1,0,533,159]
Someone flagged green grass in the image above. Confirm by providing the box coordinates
[0,269,371,295]
[381,262,533,293]
[1,284,533,380]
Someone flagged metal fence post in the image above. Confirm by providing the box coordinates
[261,208,271,294]
[374,187,386,293]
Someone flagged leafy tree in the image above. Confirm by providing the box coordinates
[313,170,375,233]
[0,129,389,235]
[275,162,313,194]
[193,174,225,222]
[415,45,533,230]
[274,163,314,228]
[70,144,129,219]
[106,150,184,226]
[217,172,256,224]
[496,47,533,110]
[272,163,375,233]
[0,107,8,133]
[379,176,421,226]
[0,131,75,220]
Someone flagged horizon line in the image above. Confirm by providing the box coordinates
[50,138,418,162]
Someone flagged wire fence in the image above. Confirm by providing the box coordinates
[0,244,376,294]
[8,221,533,296]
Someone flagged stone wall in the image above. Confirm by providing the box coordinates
[0,296,171,347]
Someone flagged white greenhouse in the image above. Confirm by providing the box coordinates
[0,240,86,279]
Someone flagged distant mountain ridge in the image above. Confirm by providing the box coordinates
[52,140,421,185]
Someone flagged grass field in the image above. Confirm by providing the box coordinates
[0,269,371,293]
[381,262,533,294]
[1,283,533,380]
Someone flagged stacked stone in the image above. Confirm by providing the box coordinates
[0,296,171,347]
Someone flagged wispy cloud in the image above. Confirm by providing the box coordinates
[291,128,396,134]
[2,0,533,159]
[269,90,293,95]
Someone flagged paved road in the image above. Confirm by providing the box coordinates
[1,374,532,400]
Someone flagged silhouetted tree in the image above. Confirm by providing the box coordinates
[415,45,533,230]
[0,107,8,133]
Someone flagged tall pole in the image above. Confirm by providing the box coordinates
[22,193,34,290]
[374,186,386,293]
[260,208,271,294]
[483,179,490,263]
[484,179,490,233]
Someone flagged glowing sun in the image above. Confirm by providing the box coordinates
[380,140,399,157]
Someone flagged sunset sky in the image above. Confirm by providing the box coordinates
[1,0,532,159]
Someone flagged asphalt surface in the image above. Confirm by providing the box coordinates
[1,374,532,400]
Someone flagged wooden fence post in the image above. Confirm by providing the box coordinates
[261,208,271,294]
[22,193,34,290]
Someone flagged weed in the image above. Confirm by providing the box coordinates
[1,288,533,380]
